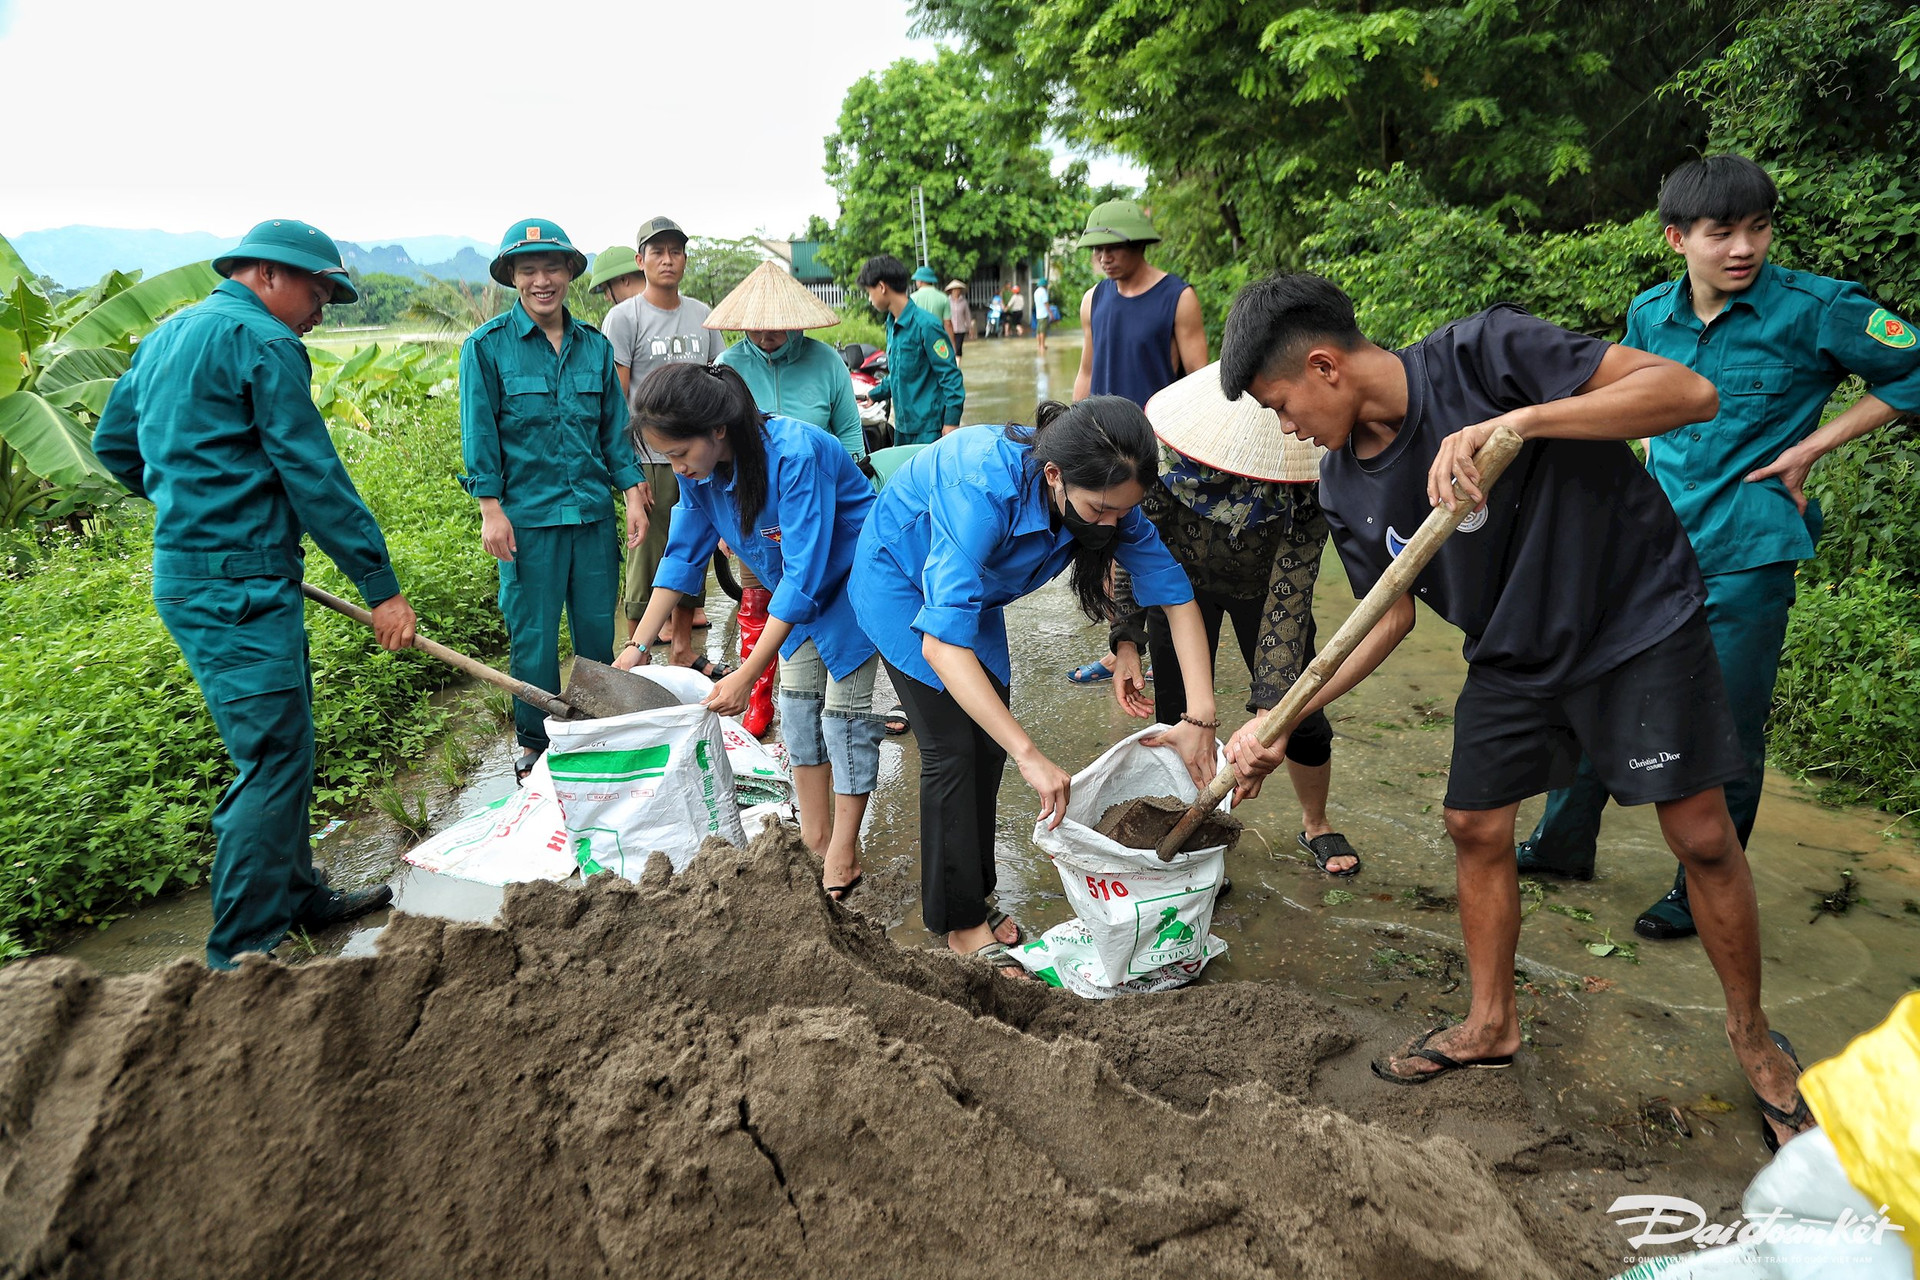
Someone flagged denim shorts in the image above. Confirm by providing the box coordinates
[778,641,885,794]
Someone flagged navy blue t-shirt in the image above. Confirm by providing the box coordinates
[1319,305,1705,695]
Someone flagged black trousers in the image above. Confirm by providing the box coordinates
[1146,592,1334,768]
[885,659,1007,935]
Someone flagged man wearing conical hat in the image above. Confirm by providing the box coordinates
[604,216,723,667]
[587,245,646,305]
[95,218,418,968]
[709,261,867,735]
[460,218,645,782]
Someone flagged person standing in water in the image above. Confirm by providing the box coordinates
[615,364,882,904]
[849,399,1223,974]
[710,261,867,736]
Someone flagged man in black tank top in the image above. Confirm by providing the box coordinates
[1213,273,1812,1151]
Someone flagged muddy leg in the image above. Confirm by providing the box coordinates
[1655,786,1805,1146]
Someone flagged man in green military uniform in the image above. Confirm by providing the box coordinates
[910,263,957,349]
[1517,155,1920,938]
[461,219,645,780]
[857,255,966,446]
[94,219,417,969]
[588,245,646,305]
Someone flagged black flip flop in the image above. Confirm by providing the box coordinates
[1300,830,1363,877]
[824,872,864,902]
[987,909,1024,945]
[882,704,910,736]
[1370,1025,1515,1086]
[688,654,735,680]
[514,750,543,786]
[1755,1030,1814,1153]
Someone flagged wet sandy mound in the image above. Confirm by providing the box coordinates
[1097,794,1243,853]
[1,827,1556,1280]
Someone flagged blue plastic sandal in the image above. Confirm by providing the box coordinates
[1067,660,1114,684]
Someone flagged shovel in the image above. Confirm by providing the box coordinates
[1153,425,1527,861]
[299,583,678,721]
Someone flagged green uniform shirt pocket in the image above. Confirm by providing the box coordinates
[503,375,551,396]
[202,657,307,704]
[570,373,603,397]
[1722,364,1792,397]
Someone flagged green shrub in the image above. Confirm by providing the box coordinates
[0,399,502,949]
[1772,560,1920,815]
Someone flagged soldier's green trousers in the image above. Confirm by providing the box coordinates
[501,521,621,752]
[153,567,325,969]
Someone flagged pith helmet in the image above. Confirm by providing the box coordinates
[1076,199,1161,249]
[588,246,643,294]
[489,219,588,287]
[911,265,940,285]
[213,219,358,304]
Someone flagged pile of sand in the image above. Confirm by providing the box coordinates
[1,827,1561,1279]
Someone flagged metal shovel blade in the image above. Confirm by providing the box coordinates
[561,657,685,719]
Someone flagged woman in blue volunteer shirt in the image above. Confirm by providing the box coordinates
[852,398,1221,973]
[615,363,882,901]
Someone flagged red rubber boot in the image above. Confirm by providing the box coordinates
[737,586,777,737]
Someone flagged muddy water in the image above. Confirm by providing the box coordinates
[59,328,1920,1196]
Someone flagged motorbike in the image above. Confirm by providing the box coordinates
[841,343,892,456]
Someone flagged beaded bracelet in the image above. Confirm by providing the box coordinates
[1180,712,1220,729]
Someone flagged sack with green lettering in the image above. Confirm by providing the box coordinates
[544,703,745,876]
[1012,918,1229,999]
[1030,726,1231,988]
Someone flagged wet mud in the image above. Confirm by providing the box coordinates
[7,825,1570,1280]
[1096,795,1243,854]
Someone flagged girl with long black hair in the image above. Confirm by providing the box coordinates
[849,398,1219,972]
[615,362,882,900]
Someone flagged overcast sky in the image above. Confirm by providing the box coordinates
[0,0,1138,249]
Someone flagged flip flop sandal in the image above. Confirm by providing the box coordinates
[824,872,864,902]
[1370,1025,1515,1086]
[987,909,1024,945]
[883,704,911,736]
[688,654,735,680]
[1300,831,1363,877]
[1067,660,1114,684]
[963,940,1031,980]
[514,750,543,786]
[1754,1030,1814,1154]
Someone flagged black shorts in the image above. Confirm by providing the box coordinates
[1444,609,1745,811]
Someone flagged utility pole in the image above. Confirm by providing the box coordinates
[913,186,930,267]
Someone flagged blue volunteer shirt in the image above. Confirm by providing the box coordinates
[850,424,1196,690]
[1628,263,1920,576]
[654,415,877,679]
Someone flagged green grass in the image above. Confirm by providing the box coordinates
[0,398,504,953]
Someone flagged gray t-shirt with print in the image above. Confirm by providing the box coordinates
[603,293,725,463]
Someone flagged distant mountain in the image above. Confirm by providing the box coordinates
[9,226,494,289]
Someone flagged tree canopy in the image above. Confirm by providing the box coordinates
[818,49,1092,282]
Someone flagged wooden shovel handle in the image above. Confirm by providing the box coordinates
[298,582,577,721]
[1153,424,1527,860]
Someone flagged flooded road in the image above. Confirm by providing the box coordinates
[61,328,1920,1197]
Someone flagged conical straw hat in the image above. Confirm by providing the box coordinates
[1144,361,1324,484]
[703,261,842,331]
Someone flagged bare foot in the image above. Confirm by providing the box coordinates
[669,647,697,668]
[992,914,1020,946]
[1374,1020,1520,1082]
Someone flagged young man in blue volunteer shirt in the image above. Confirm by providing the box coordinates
[1515,155,1920,940]
[1216,274,1812,1149]
[857,255,966,446]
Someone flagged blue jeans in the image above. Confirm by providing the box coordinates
[1521,560,1799,869]
[778,641,884,795]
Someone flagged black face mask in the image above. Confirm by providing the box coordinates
[1056,483,1120,551]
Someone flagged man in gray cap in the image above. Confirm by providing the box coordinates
[604,217,725,668]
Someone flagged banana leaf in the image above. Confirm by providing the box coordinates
[0,390,114,486]
[0,328,23,396]
[58,262,220,352]
[37,346,130,397]
[40,378,119,417]
[0,233,32,298]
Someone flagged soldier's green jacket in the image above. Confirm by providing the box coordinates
[868,301,966,446]
[1630,263,1920,576]
[93,279,399,604]
[459,302,640,527]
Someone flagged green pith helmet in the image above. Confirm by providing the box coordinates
[912,265,940,285]
[1076,199,1162,249]
[589,245,643,294]
[212,219,358,304]
[489,218,589,287]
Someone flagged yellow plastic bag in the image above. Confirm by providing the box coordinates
[1800,991,1920,1249]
